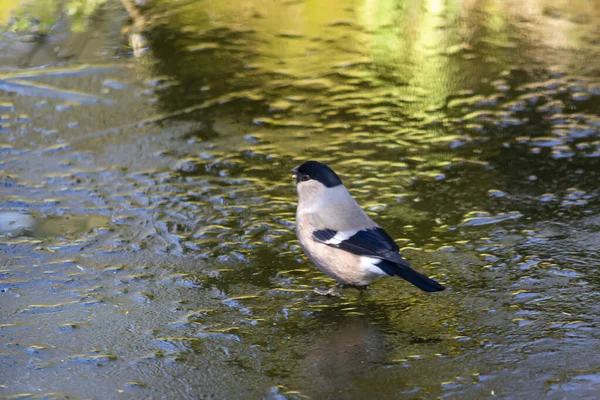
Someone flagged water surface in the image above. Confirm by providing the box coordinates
[1,0,600,398]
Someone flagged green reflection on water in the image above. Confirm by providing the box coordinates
[0,0,599,399]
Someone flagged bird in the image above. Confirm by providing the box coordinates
[293,160,445,296]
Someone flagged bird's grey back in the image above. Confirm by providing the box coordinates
[297,182,377,231]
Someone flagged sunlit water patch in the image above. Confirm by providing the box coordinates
[1,0,600,398]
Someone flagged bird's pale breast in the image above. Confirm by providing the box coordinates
[296,210,385,286]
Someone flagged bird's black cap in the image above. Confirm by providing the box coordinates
[292,161,343,188]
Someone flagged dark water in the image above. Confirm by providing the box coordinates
[1,0,600,398]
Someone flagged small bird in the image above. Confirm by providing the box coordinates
[293,160,445,296]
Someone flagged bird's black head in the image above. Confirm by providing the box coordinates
[292,161,343,188]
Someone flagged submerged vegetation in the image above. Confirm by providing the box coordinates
[5,0,111,32]
[0,0,599,398]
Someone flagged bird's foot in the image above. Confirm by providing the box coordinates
[314,285,343,297]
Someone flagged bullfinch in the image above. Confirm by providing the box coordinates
[293,160,445,296]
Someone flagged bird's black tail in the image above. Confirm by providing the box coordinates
[377,260,445,292]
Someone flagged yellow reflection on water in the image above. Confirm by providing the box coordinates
[0,0,21,25]
[0,0,109,31]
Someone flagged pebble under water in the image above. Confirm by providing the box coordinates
[1,0,600,399]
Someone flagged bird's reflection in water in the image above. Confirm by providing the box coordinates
[284,302,425,399]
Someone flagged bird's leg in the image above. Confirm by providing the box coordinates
[314,283,344,297]
[355,284,370,298]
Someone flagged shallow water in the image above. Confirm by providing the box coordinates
[1,0,600,398]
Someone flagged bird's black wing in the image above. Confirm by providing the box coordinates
[312,227,410,267]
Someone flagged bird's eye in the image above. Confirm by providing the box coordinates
[300,174,310,182]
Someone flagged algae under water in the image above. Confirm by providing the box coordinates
[1,0,600,399]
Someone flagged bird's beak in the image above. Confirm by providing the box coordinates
[292,166,299,183]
